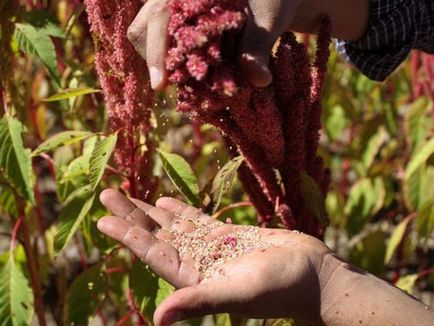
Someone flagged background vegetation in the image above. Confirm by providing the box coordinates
[0,0,433,325]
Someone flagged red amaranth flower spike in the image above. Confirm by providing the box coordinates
[85,0,157,199]
[167,0,331,237]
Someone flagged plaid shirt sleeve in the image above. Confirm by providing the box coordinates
[335,0,434,81]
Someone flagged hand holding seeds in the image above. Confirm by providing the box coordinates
[97,189,334,325]
[97,189,434,326]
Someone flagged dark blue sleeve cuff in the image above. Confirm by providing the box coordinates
[335,0,434,81]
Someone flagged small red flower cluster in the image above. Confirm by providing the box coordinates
[167,0,331,236]
[84,0,156,199]
[411,52,434,116]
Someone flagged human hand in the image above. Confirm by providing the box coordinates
[127,0,368,90]
[127,0,306,90]
[97,189,337,325]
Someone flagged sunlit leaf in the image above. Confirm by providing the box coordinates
[404,98,430,152]
[0,254,34,326]
[156,278,175,306]
[416,199,434,241]
[0,115,35,204]
[385,217,412,264]
[60,155,91,184]
[214,314,232,326]
[158,149,200,206]
[349,230,386,275]
[267,318,300,326]
[64,263,106,325]
[345,178,385,236]
[396,274,418,294]
[89,134,117,190]
[406,138,434,179]
[42,88,101,102]
[14,22,61,84]
[362,127,387,171]
[211,156,243,212]
[54,191,96,253]
[300,172,327,225]
[32,131,93,157]
[0,185,18,218]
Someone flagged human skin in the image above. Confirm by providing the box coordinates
[97,189,434,326]
[127,0,369,89]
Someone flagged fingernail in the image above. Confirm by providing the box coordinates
[149,66,162,90]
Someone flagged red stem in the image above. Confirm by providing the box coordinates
[117,310,134,326]
[212,201,252,220]
[10,217,23,252]
[126,288,146,325]
[17,198,47,326]
[1,86,8,114]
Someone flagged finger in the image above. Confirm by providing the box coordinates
[145,0,170,90]
[238,11,276,87]
[97,216,200,287]
[130,198,174,227]
[155,197,216,225]
[154,284,223,326]
[100,189,157,230]
[127,4,148,60]
[154,280,252,326]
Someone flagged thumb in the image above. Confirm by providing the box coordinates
[153,284,227,326]
[238,12,277,88]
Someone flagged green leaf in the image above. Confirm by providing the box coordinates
[14,23,61,85]
[129,261,175,319]
[156,278,175,306]
[42,88,101,102]
[406,138,434,180]
[300,171,327,225]
[32,131,93,157]
[129,261,159,319]
[0,255,34,326]
[24,10,65,39]
[404,165,434,211]
[89,134,117,190]
[60,155,91,184]
[345,177,385,237]
[211,156,243,212]
[0,116,35,204]
[416,199,434,241]
[0,185,18,218]
[396,274,418,294]
[54,191,96,253]
[404,98,430,152]
[361,127,386,171]
[158,149,200,205]
[64,263,107,325]
[385,217,412,264]
[214,314,232,326]
[349,230,386,275]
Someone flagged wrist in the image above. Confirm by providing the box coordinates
[318,253,356,325]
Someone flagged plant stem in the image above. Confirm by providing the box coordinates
[18,201,47,326]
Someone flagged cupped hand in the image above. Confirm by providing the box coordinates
[127,0,304,90]
[97,189,335,326]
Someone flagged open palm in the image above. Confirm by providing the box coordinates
[98,189,332,325]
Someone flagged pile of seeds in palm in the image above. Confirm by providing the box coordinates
[159,216,273,279]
